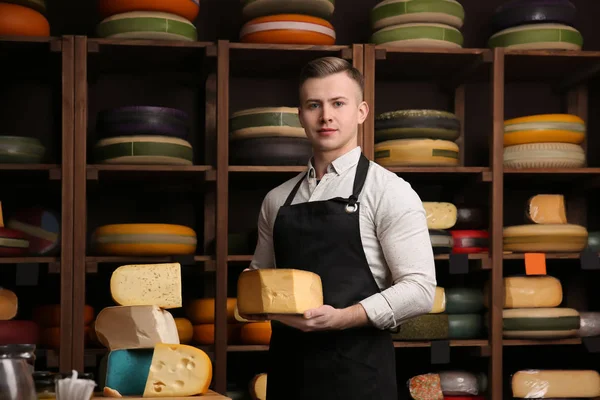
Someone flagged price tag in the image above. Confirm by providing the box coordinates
[525,253,546,275]
[430,340,450,364]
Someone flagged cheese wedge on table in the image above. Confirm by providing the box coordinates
[95,305,179,350]
[512,369,600,398]
[110,263,181,308]
[526,194,567,224]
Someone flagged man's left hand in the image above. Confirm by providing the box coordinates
[270,303,369,332]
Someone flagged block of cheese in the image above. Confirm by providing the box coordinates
[430,287,446,313]
[237,269,323,315]
[110,263,181,308]
[95,305,179,350]
[423,202,457,230]
[0,288,17,320]
[250,373,267,400]
[512,370,600,398]
[503,307,579,339]
[484,276,563,308]
[526,194,567,224]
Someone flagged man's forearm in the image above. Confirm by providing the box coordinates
[339,303,370,329]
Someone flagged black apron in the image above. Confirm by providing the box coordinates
[266,153,398,400]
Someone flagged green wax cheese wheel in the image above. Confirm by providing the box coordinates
[448,314,482,339]
[391,314,482,340]
[374,109,460,142]
[229,107,305,140]
[587,231,600,252]
[429,229,453,254]
[488,23,582,50]
[241,0,335,21]
[371,22,463,48]
[97,11,198,41]
[94,135,193,165]
[502,308,580,339]
[445,288,484,314]
[2,0,46,13]
[371,0,465,31]
[0,136,45,163]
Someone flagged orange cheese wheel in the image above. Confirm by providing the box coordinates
[192,323,242,345]
[43,326,91,349]
[98,0,199,22]
[240,14,336,45]
[0,3,49,37]
[33,304,94,327]
[186,298,236,324]
[175,317,193,344]
[0,288,18,320]
[240,322,272,345]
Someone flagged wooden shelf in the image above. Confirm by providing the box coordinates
[227,345,268,352]
[503,253,582,260]
[228,166,306,173]
[503,338,582,346]
[504,168,600,174]
[385,167,492,183]
[393,340,488,348]
[0,257,58,264]
[85,256,212,263]
[86,165,214,181]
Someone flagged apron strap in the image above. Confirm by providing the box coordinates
[283,172,307,207]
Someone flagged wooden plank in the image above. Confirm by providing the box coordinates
[353,44,364,151]
[454,85,466,165]
[92,390,231,399]
[363,44,376,160]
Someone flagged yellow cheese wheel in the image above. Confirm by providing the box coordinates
[504,114,585,147]
[33,304,94,327]
[484,276,563,308]
[430,287,446,313]
[374,139,459,166]
[192,323,242,345]
[503,224,588,252]
[42,326,91,349]
[512,370,600,398]
[186,298,237,324]
[174,317,193,344]
[240,321,272,345]
[250,373,267,400]
[0,288,18,320]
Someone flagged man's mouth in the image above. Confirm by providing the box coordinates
[317,128,337,134]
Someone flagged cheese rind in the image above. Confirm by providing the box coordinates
[95,305,179,350]
[512,370,600,398]
[430,287,446,313]
[237,269,323,315]
[423,202,457,230]
[110,263,181,308]
[526,194,567,224]
[249,373,267,400]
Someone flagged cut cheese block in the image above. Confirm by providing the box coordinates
[192,324,242,345]
[229,137,313,166]
[512,370,600,398]
[240,14,336,45]
[445,288,484,314]
[95,305,179,350]
[392,314,482,340]
[240,321,272,345]
[33,304,94,327]
[423,202,457,230]
[0,288,17,320]
[0,3,49,36]
[484,276,563,309]
[237,269,323,315]
[502,307,580,338]
[6,208,60,255]
[578,312,600,337]
[98,0,199,22]
[504,114,585,147]
[2,0,46,14]
[242,0,334,20]
[588,231,600,252]
[430,287,446,313]
[489,23,582,50]
[0,320,39,344]
[409,374,443,400]
[186,298,237,324]
[429,229,453,254]
[174,318,193,344]
[110,263,182,309]
[450,230,488,254]
[440,371,483,395]
[503,224,588,252]
[371,22,463,48]
[526,194,567,224]
[94,135,193,165]
[96,106,190,140]
[375,139,459,166]
[230,107,305,140]
[0,136,45,164]
[371,0,464,31]
[249,373,267,400]
[92,223,197,256]
[97,11,198,41]
[0,227,29,256]
[375,109,460,143]
[491,0,577,33]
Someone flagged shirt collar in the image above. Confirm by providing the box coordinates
[307,146,362,179]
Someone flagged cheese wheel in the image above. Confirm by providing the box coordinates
[174,318,193,344]
[430,287,446,313]
[186,298,237,324]
[242,0,334,20]
[512,370,600,398]
[0,320,39,344]
[94,135,193,165]
[249,373,267,400]
[0,3,49,36]
[240,14,336,45]
[374,109,461,143]
[490,0,577,33]
[110,263,182,309]
[97,11,198,41]
[98,0,200,22]
[488,23,583,50]
[33,304,94,327]
[504,114,585,147]
[230,107,305,140]
[371,22,463,48]
[526,194,567,224]
[192,323,242,345]
[6,208,60,255]
[485,276,563,309]
[0,136,45,164]
[454,207,486,230]
[588,231,600,251]
[429,229,453,254]
[392,314,482,340]
[578,312,600,338]
[504,142,585,168]
[503,308,580,338]
[445,288,484,314]
[0,288,18,320]
[503,224,588,252]
[0,227,29,256]
[2,0,46,14]
[375,139,459,166]
[96,106,190,140]
[450,230,488,253]
[240,321,272,345]
[423,202,457,230]
[371,0,465,30]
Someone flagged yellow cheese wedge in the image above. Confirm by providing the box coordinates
[250,373,267,400]
[484,276,563,308]
[143,344,212,397]
[430,287,446,313]
[503,224,588,252]
[526,194,567,224]
[512,370,600,398]
[110,263,182,309]
[423,202,457,230]
[0,288,17,320]
[237,269,323,315]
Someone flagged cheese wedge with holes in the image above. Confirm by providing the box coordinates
[423,202,457,229]
[95,305,179,350]
[512,370,600,398]
[484,276,563,308]
[526,194,567,224]
[430,287,446,313]
[237,269,323,315]
[110,263,182,308]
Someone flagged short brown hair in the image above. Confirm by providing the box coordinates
[299,57,364,100]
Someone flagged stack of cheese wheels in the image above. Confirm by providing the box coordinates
[374,110,461,167]
[512,370,600,399]
[229,107,312,166]
[504,194,588,253]
[96,0,199,41]
[0,136,45,163]
[186,298,243,345]
[488,0,582,50]
[0,1,49,36]
[239,0,336,44]
[96,262,213,397]
[91,223,197,256]
[0,288,40,346]
[6,207,60,256]
[33,304,95,349]
[94,106,193,165]
[370,0,465,48]
[503,114,586,168]
[408,371,487,399]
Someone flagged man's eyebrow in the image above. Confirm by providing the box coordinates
[305,96,349,103]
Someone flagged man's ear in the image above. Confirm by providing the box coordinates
[298,106,305,128]
[357,101,369,125]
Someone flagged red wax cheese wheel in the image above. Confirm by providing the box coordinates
[0,3,49,37]
[98,0,200,22]
[0,320,39,344]
[240,14,336,45]
[450,230,489,253]
[186,298,236,324]
[192,324,242,345]
[0,288,18,320]
[240,321,272,345]
[0,227,29,256]
[33,304,94,327]
[6,208,60,255]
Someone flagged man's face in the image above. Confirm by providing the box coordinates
[298,71,369,155]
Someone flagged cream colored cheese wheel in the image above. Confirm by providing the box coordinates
[512,370,600,398]
[484,276,563,308]
[374,139,459,166]
[504,142,585,168]
[503,307,580,339]
[503,224,588,252]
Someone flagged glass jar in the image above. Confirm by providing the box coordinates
[0,344,37,400]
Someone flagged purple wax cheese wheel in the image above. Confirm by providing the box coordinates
[491,0,576,33]
[96,106,190,139]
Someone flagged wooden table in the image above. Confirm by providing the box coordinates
[91,390,231,399]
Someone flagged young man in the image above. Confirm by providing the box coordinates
[247,57,436,399]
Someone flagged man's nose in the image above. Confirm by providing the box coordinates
[321,105,333,122]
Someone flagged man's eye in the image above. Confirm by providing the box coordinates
[334,102,344,107]
[309,104,319,109]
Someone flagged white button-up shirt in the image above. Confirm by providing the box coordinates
[249,146,437,330]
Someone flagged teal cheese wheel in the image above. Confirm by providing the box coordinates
[488,23,583,50]
[94,135,193,165]
[374,109,460,142]
[229,107,305,140]
[97,11,198,41]
[429,229,453,254]
[445,288,484,314]
[371,0,465,31]
[371,22,463,48]
[241,0,334,20]
[502,308,580,338]
[105,349,153,396]
[0,136,45,163]
[391,314,482,340]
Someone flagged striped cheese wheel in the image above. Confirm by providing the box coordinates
[375,139,459,166]
[450,230,488,253]
[241,0,334,21]
[504,142,585,168]
[240,321,272,345]
[2,0,46,14]
[371,0,465,31]
[97,11,198,41]
[0,136,45,164]
[503,307,580,339]
[98,0,200,22]
[0,227,29,256]
[375,109,460,142]
[96,106,190,140]
[488,23,583,50]
[0,3,49,36]
[94,135,193,165]
[6,208,60,255]
[488,276,563,309]
[230,107,305,140]
[504,114,585,146]
[371,22,463,48]
[512,370,600,398]
[430,287,445,313]
[503,223,588,252]
[578,312,600,338]
[91,223,197,256]
[429,229,453,254]
[240,14,336,45]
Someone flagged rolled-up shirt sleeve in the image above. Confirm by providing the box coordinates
[249,192,276,270]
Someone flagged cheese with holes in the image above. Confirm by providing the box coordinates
[423,202,457,230]
[94,306,179,350]
[512,370,600,398]
[143,344,212,397]
[110,263,181,309]
[526,194,567,224]
[484,276,563,308]
[250,373,267,400]
[237,269,323,315]
[0,288,17,320]
[430,287,446,313]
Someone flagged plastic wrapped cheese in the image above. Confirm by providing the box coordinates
[440,371,486,395]
[512,370,600,398]
[578,312,600,337]
[526,194,567,224]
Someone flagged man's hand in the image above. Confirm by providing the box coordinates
[271,303,370,332]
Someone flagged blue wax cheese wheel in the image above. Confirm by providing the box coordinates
[371,0,465,31]
[375,109,460,143]
[241,0,335,21]
[429,229,453,254]
[97,11,198,41]
[94,135,193,165]
[502,307,580,339]
[504,143,585,168]
[371,22,463,48]
[490,0,577,33]
[488,23,582,50]
[229,107,306,140]
[375,139,460,167]
[0,136,45,163]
